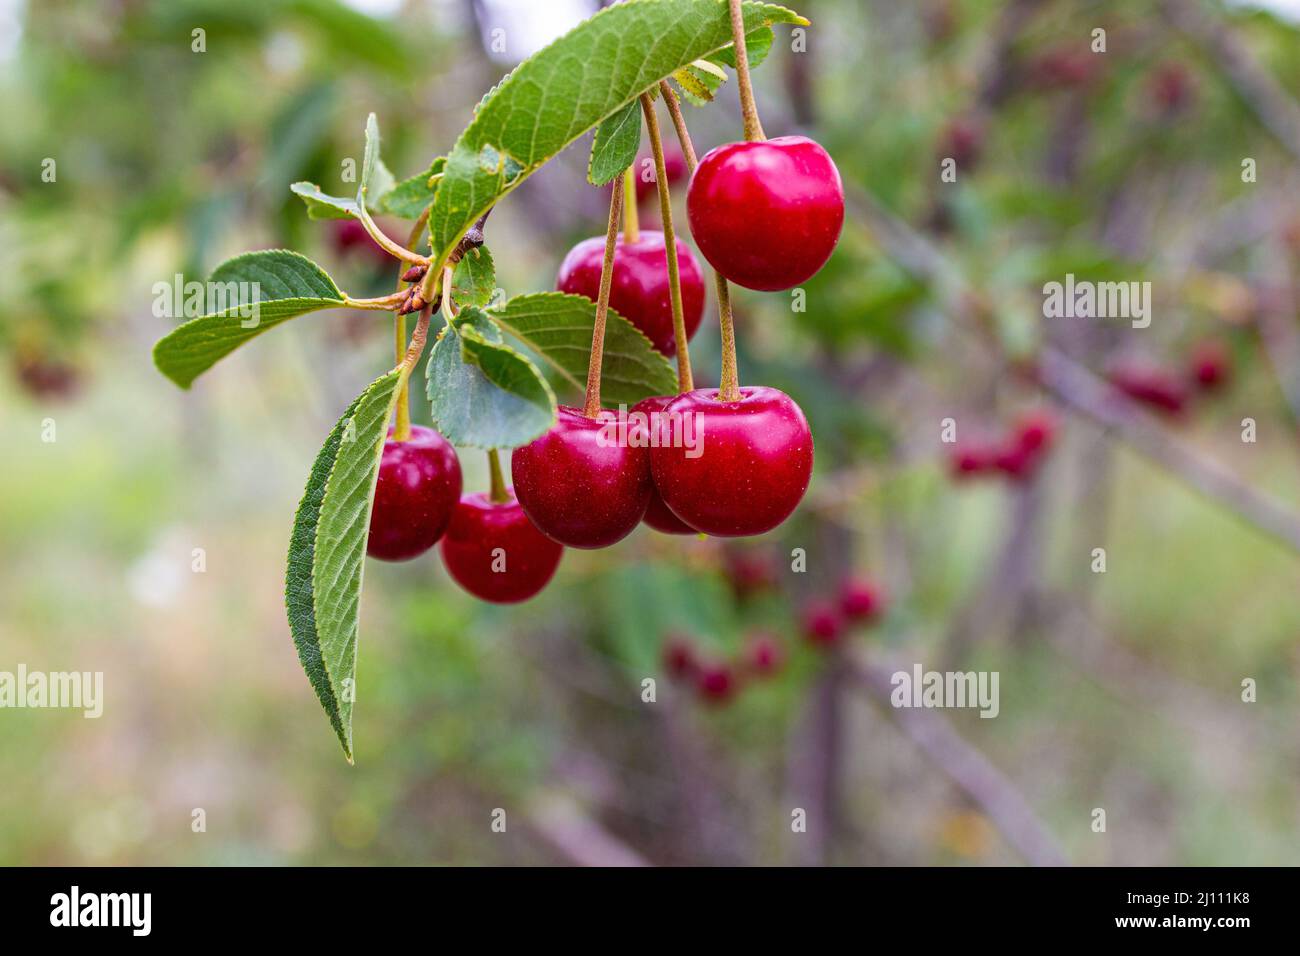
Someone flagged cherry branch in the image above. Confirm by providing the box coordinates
[848,659,1069,867]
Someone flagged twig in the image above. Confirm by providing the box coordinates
[848,659,1069,867]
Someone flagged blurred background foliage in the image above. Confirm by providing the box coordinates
[4,0,1300,865]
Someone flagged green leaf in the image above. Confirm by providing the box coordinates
[152,250,345,389]
[679,27,776,105]
[426,308,555,449]
[671,67,717,106]
[708,24,777,72]
[289,181,360,220]
[452,244,497,308]
[588,99,642,186]
[376,158,446,219]
[358,112,394,203]
[428,0,806,266]
[488,292,677,406]
[287,367,405,762]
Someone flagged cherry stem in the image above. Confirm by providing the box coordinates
[487,449,509,504]
[728,0,766,143]
[356,199,429,266]
[640,92,693,394]
[393,208,430,442]
[583,170,625,418]
[659,81,742,402]
[622,167,640,244]
[440,265,457,318]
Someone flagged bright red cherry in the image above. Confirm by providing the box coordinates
[511,406,652,549]
[1013,409,1057,454]
[687,135,844,291]
[650,386,814,537]
[367,426,463,562]
[839,578,883,623]
[439,490,563,604]
[801,600,844,647]
[631,395,699,535]
[743,632,784,677]
[696,662,737,703]
[556,230,704,357]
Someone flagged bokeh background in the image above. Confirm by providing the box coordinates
[4,0,1300,866]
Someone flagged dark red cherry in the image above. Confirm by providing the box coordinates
[511,406,652,549]
[949,439,996,479]
[631,395,699,535]
[696,661,737,703]
[329,218,392,269]
[556,230,705,357]
[367,425,463,562]
[662,634,699,680]
[1189,340,1231,391]
[838,578,883,623]
[801,600,844,647]
[686,135,844,291]
[1106,361,1189,416]
[650,387,814,537]
[439,490,563,604]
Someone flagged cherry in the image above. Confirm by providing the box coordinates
[631,395,699,535]
[839,578,883,623]
[1013,408,1057,454]
[949,439,997,479]
[439,490,563,604]
[511,406,652,549]
[938,116,984,170]
[1188,340,1231,391]
[687,135,844,291]
[634,147,687,203]
[696,661,737,703]
[743,632,784,677]
[650,386,814,537]
[1149,62,1196,115]
[556,230,705,357]
[367,425,463,562]
[1107,361,1189,416]
[801,599,844,647]
[722,546,779,599]
[662,634,699,680]
[329,218,392,270]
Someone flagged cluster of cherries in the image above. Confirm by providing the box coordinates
[1104,339,1231,418]
[662,575,884,705]
[948,408,1058,483]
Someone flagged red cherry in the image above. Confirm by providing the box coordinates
[662,634,699,680]
[801,600,844,647]
[1149,62,1196,115]
[329,218,392,269]
[1013,409,1057,454]
[839,578,882,623]
[743,632,784,677]
[367,426,463,562]
[1107,361,1189,416]
[650,387,814,537]
[722,547,779,599]
[1188,340,1231,391]
[630,395,699,535]
[938,116,984,169]
[993,443,1035,480]
[949,439,996,479]
[687,135,844,291]
[696,662,737,703]
[511,406,652,549]
[634,147,687,202]
[439,490,564,604]
[556,230,705,357]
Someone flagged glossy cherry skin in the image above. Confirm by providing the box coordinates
[631,395,698,535]
[556,230,705,357]
[367,426,463,562]
[650,386,814,537]
[511,406,653,549]
[687,136,844,291]
[439,490,563,604]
